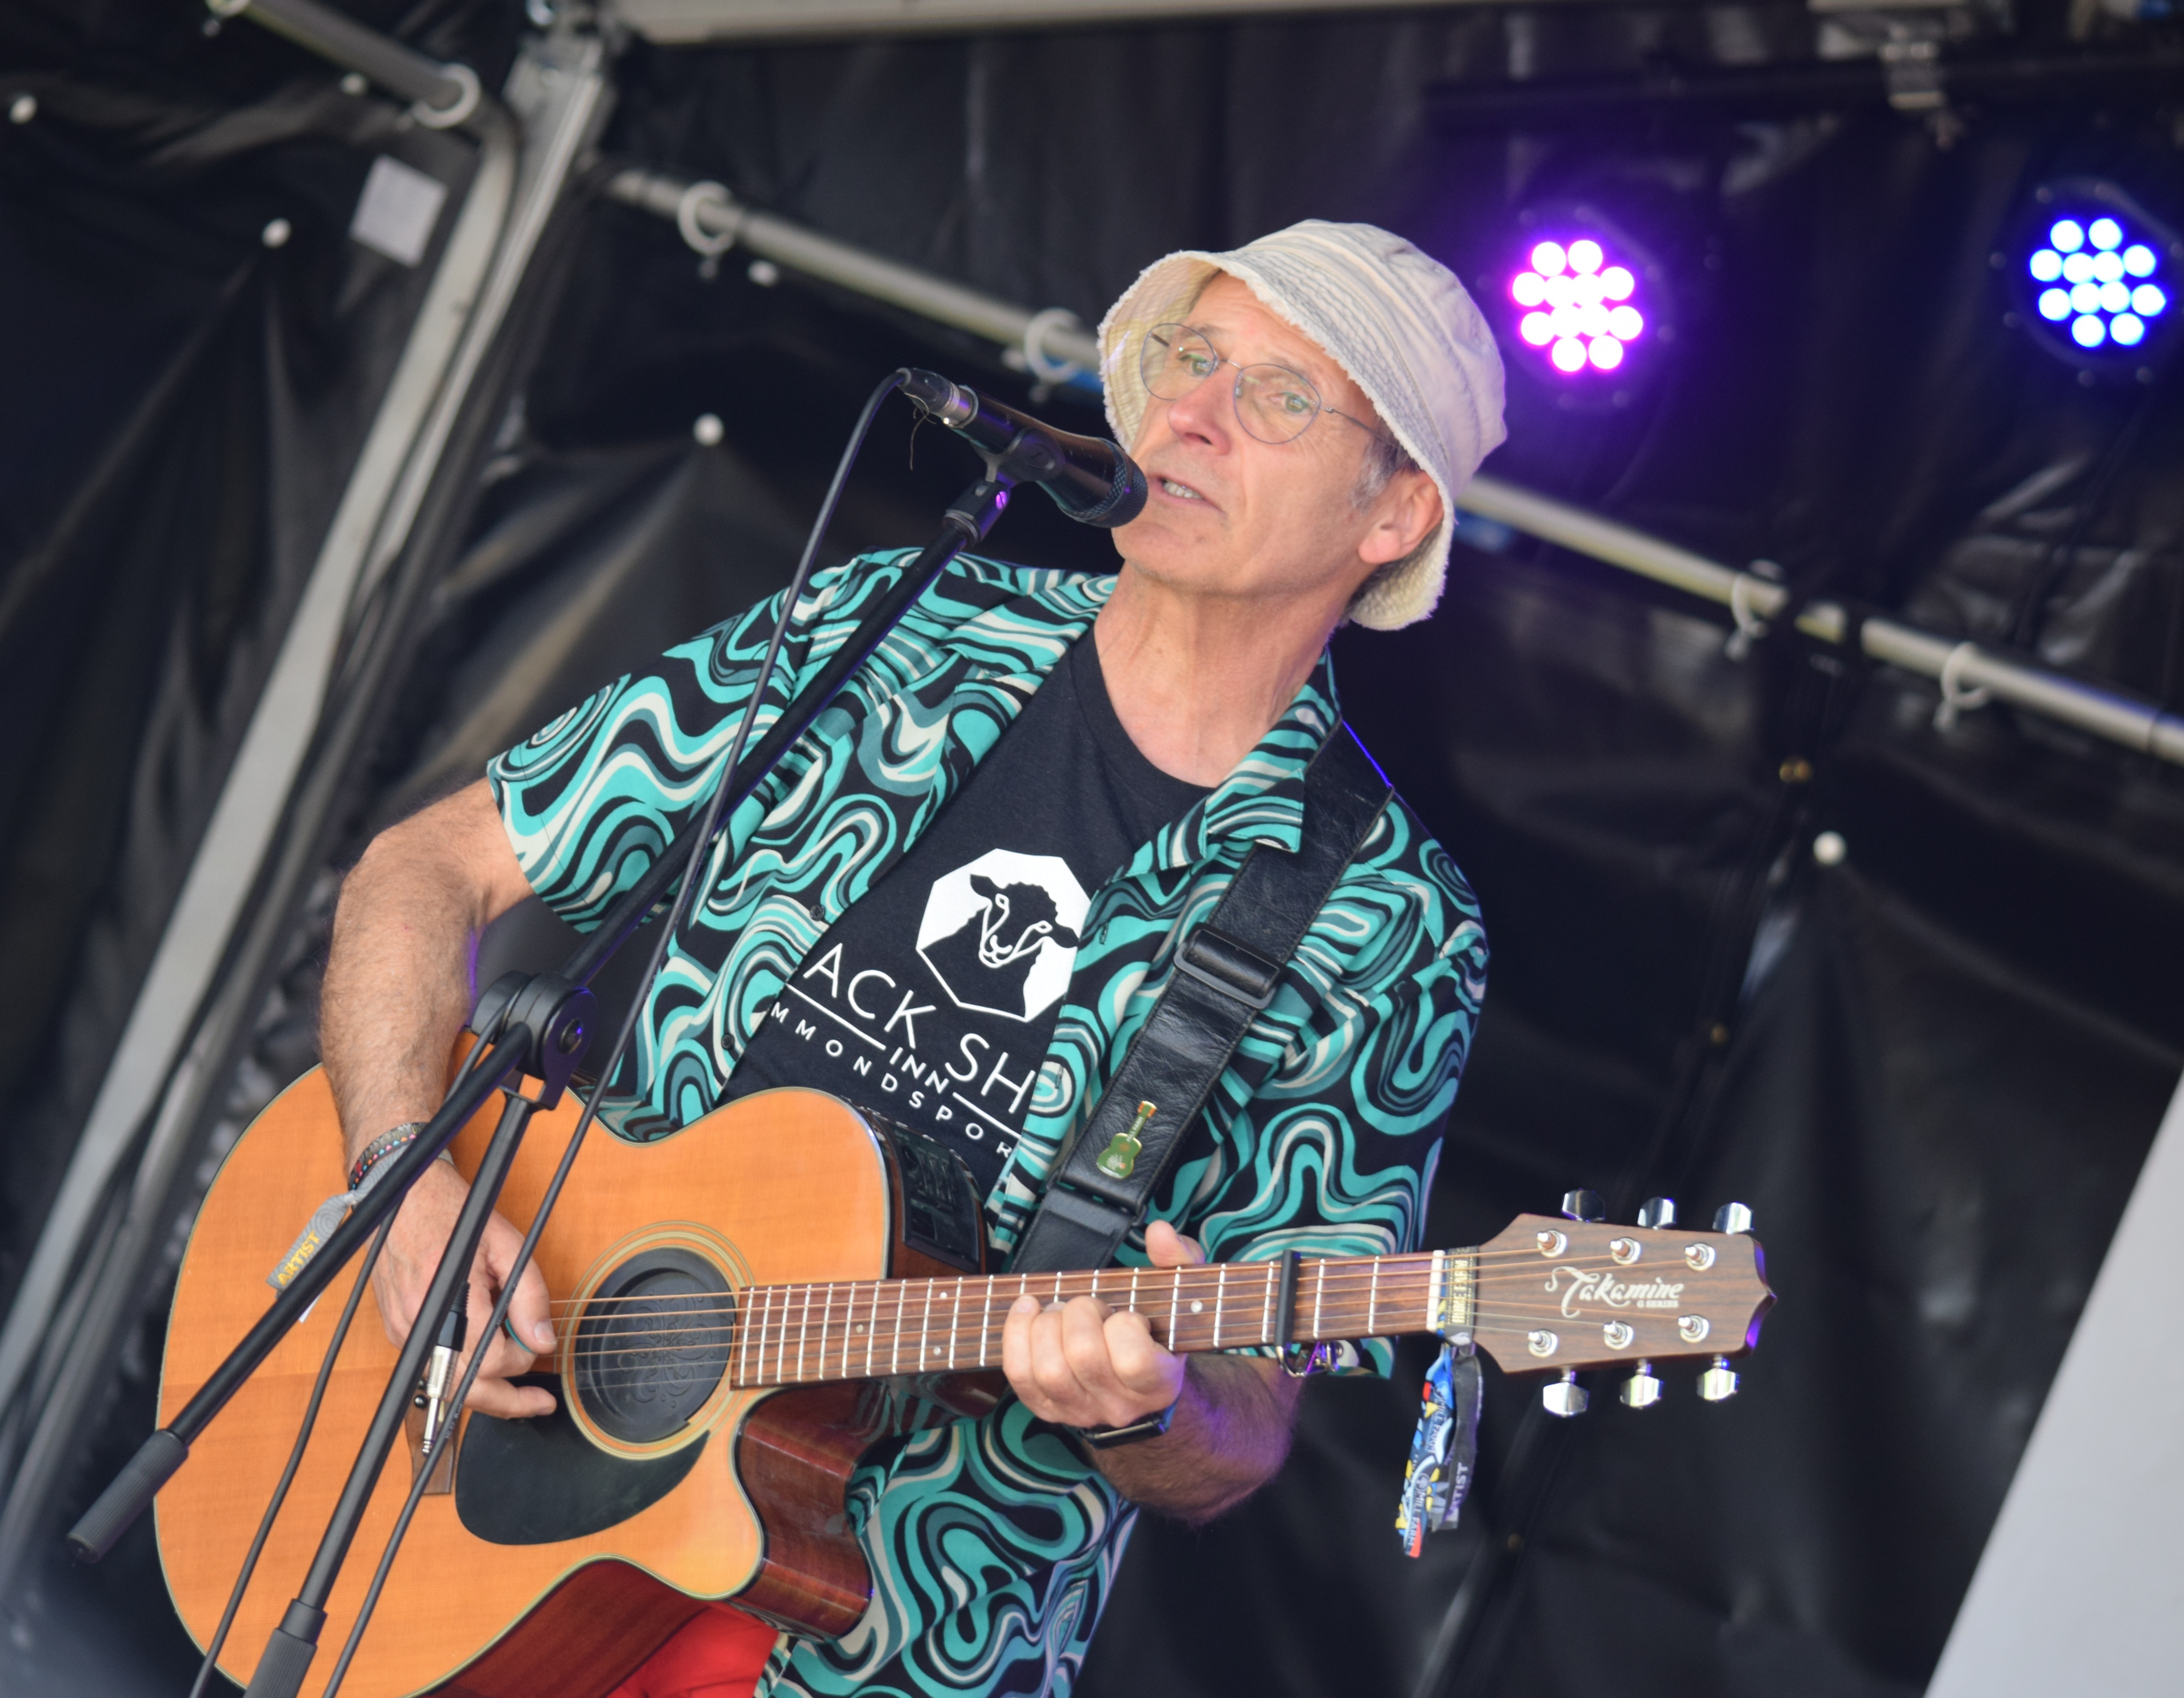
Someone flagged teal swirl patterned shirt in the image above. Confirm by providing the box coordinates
[489,552,1487,1698]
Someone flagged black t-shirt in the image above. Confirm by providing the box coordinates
[728,633,1206,1196]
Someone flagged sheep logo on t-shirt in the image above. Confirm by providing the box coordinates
[916,849,1091,1022]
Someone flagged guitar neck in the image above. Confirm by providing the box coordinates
[723,1253,1467,1389]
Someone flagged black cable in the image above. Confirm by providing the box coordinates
[186,1217,394,1698]
[319,371,906,1694]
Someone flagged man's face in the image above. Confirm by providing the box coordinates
[1112,273,1431,607]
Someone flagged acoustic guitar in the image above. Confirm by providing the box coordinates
[157,1066,1773,1697]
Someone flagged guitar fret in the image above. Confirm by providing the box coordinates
[795,1284,810,1383]
[843,1282,857,1379]
[919,1280,934,1371]
[1261,1263,1275,1346]
[892,1279,906,1375]
[949,1276,962,1371]
[820,1283,836,1383]
[1213,1264,1228,1348]
[1367,1257,1380,1335]
[979,1278,994,1370]
[1312,1259,1325,1341]
[1170,1268,1181,1346]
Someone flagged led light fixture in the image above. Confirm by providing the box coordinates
[1510,234,1647,378]
[2004,180,2181,381]
[1493,204,1676,410]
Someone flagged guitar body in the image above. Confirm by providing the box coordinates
[158,1073,967,1698]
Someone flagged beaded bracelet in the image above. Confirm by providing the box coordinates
[347,1122,428,1191]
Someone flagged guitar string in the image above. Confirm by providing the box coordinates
[528,1241,1713,1300]
[523,1260,1710,1341]
[556,1304,1730,1381]
[528,1247,1702,1311]
[542,1291,1702,1358]
[520,1241,1677,1328]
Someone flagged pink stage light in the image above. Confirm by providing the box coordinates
[1508,231,1648,381]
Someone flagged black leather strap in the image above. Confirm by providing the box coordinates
[1009,724,1392,1275]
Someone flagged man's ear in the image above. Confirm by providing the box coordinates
[1359,469,1443,568]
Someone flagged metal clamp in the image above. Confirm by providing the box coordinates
[1725,569,1771,662]
[1022,306,1089,386]
[675,178,742,260]
[1934,641,1994,732]
[1281,1341,1337,1378]
[1880,37,1945,115]
[412,60,481,130]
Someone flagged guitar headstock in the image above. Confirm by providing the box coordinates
[1466,1195,1774,1414]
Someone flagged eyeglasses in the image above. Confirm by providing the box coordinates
[1136,323,1390,448]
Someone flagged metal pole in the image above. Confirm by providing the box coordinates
[606,168,1101,384]
[1456,476,2184,768]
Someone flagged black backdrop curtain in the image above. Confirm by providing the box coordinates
[3,2,2181,1694]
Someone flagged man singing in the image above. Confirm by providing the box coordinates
[318,219,1503,1698]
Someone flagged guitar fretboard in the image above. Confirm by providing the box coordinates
[711,1253,1465,1389]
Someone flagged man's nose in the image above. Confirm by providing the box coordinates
[1161,371,1231,448]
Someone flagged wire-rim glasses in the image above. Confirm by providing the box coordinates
[1136,323,1389,448]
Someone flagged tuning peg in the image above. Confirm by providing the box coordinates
[1541,1370,1588,1417]
[1621,1360,1663,1409]
[1560,1189,1605,1223]
[1712,1201,1753,1234]
[1697,1355,1740,1402]
[1636,1197,1677,1229]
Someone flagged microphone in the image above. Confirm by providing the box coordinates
[897,368,1147,528]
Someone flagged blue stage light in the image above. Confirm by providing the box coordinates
[2005,182,2182,378]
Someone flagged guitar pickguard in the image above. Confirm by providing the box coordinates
[455,1375,705,1546]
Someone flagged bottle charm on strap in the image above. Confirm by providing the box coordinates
[1096,1101,1158,1180]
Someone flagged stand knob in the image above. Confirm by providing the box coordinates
[1621,1361,1663,1408]
[1698,1355,1740,1402]
[1541,1370,1588,1417]
[1713,1201,1754,1234]
[1636,1197,1677,1229]
[1561,1189,1605,1224]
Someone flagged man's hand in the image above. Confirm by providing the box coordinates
[1002,1219,1202,1429]
[373,1161,559,1420]
[1001,1221,1302,1523]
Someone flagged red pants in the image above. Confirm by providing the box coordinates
[606,1607,776,1698]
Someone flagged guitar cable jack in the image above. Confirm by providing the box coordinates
[418,1304,468,1454]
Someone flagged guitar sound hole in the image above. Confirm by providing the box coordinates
[571,1248,735,1445]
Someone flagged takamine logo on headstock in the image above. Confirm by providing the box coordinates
[1465,1191,1775,1417]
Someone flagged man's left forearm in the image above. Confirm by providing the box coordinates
[1090,1354,1301,1524]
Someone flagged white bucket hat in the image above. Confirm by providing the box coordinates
[1096,219,1506,630]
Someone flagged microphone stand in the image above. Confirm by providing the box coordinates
[67,460,1022,1696]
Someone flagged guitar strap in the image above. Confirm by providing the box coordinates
[1009,722,1393,1275]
